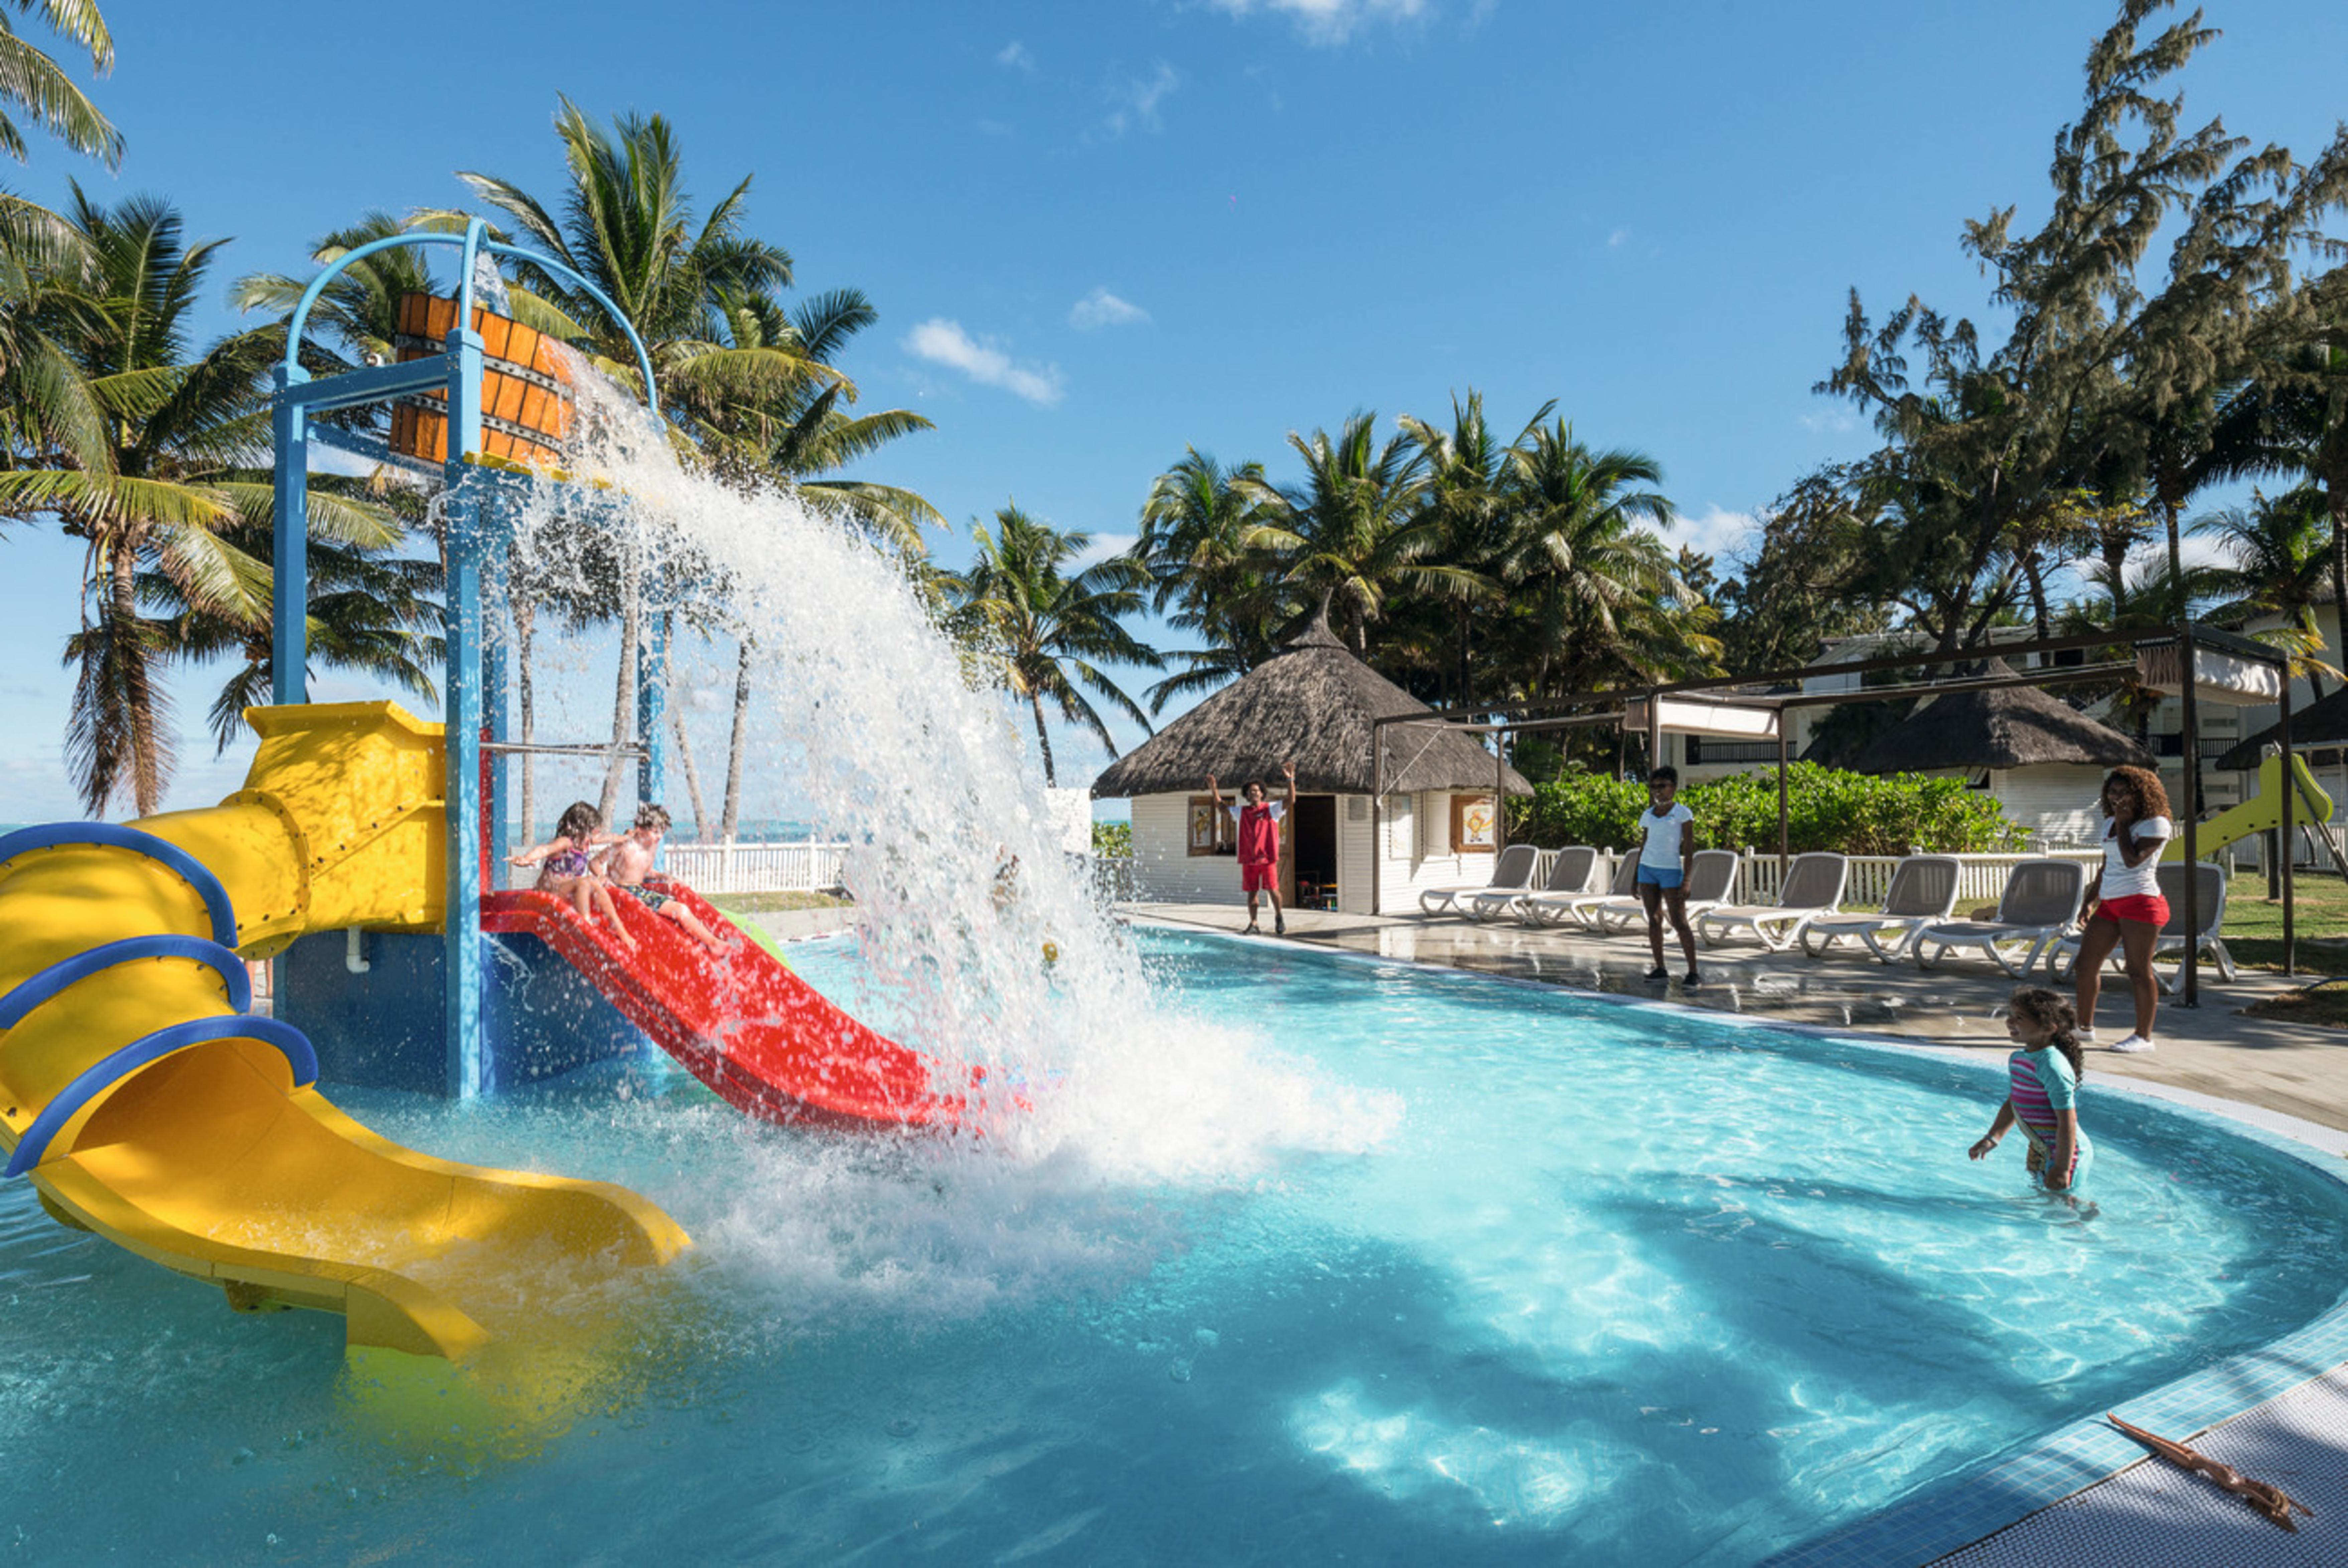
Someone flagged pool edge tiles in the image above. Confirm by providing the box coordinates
[1130,920,2348,1568]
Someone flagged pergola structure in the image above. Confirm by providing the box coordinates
[1373,622,2302,1003]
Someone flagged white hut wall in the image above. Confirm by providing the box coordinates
[1370,790,1495,914]
[1339,794,1375,915]
[1126,792,1244,903]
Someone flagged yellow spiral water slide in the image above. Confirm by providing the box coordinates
[0,702,687,1360]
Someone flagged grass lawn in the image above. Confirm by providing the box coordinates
[2220,870,2348,977]
[706,890,851,914]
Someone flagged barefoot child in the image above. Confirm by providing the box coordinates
[510,801,637,950]
[1636,766,1701,986]
[1969,986,2091,1193]
[597,803,728,957]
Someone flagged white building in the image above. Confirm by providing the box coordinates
[1090,616,1530,915]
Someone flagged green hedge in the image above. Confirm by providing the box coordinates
[1092,821,1133,856]
[1508,762,2023,857]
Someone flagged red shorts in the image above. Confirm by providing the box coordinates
[2095,894,2169,928]
[1241,861,1277,894]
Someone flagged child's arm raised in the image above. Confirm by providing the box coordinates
[508,840,553,867]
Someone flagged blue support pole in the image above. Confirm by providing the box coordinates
[442,322,487,1099]
[484,545,512,877]
[271,366,311,705]
[637,607,668,816]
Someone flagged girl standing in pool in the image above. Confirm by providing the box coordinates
[2073,765,2173,1054]
[1969,987,2090,1193]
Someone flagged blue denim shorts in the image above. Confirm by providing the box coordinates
[1635,863,1683,889]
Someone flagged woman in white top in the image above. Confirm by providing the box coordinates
[2073,766,2173,1054]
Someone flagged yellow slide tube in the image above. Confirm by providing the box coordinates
[0,702,687,1361]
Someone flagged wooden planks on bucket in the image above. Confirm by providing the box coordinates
[387,292,576,468]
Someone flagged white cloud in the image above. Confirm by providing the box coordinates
[1799,409,1858,435]
[1607,227,1629,250]
[1665,505,1760,562]
[1069,287,1150,330]
[1209,0,1433,46]
[902,318,1065,406]
[1072,532,1139,569]
[997,40,1034,70]
[1103,62,1179,136]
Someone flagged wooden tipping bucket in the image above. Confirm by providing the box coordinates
[387,293,576,468]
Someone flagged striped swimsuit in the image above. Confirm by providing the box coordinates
[2007,1045,2091,1189]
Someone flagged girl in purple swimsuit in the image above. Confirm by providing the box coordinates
[508,800,636,950]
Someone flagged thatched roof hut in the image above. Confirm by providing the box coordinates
[1848,665,2156,775]
[2214,684,2348,770]
[1092,615,1530,799]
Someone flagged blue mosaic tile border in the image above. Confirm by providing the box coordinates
[1146,921,2348,1568]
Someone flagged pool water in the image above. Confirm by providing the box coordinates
[3,928,2345,1566]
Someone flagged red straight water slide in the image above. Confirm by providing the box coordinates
[480,879,982,1130]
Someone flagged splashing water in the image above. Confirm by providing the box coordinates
[483,357,1399,1211]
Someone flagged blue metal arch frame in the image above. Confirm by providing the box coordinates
[0,825,239,949]
[271,218,669,1099]
[277,222,661,415]
[5,1014,319,1178]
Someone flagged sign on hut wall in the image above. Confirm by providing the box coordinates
[1451,794,1498,854]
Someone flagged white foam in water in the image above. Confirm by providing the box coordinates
[480,357,1400,1310]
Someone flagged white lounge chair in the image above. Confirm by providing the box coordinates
[1913,858,2088,978]
[1588,850,1741,935]
[1696,852,1850,951]
[1799,855,1962,963]
[1419,842,1539,916]
[2048,861,2235,992]
[1522,851,1640,928]
[1466,845,1597,922]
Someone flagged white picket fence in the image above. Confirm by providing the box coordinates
[658,840,850,895]
[1538,847,2103,909]
[1725,848,2101,907]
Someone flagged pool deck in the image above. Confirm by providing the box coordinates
[1122,900,2348,1135]
[1121,898,2348,1567]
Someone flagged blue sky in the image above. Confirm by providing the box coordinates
[4,0,2346,823]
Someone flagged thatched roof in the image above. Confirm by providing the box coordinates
[1848,664,2156,774]
[2214,683,2348,770]
[1091,615,1531,799]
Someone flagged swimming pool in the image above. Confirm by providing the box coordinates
[2,925,2344,1565]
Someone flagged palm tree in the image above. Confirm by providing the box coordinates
[943,504,1162,785]
[232,211,444,373]
[1129,448,1292,712]
[0,189,399,814]
[2193,487,2342,697]
[0,0,119,168]
[1493,419,1705,697]
[441,98,829,821]
[143,512,445,752]
[1399,393,1554,705]
[1236,413,1463,657]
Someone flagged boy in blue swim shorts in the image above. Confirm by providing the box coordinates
[1636,766,1700,986]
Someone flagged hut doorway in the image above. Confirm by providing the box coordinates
[1287,795,1339,910]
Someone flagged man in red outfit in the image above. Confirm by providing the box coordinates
[1206,762,1297,935]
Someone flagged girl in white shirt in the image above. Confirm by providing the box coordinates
[1635,766,1701,986]
[2073,766,2173,1054]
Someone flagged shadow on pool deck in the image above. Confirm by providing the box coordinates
[1123,902,2348,1138]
